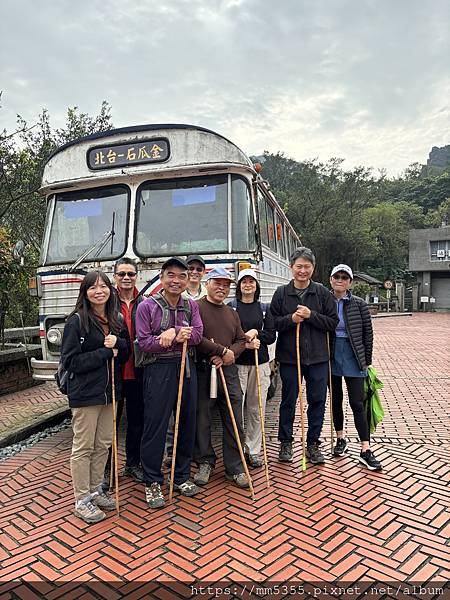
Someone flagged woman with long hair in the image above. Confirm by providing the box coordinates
[329,264,382,471]
[229,269,276,467]
[61,269,130,523]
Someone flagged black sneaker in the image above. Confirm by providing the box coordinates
[123,465,145,483]
[306,442,325,464]
[359,450,382,471]
[333,437,349,457]
[279,441,293,462]
[145,483,165,509]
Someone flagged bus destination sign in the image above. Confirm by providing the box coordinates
[87,138,170,170]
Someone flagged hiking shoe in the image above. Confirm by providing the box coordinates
[123,465,145,483]
[173,480,201,497]
[92,489,116,511]
[194,463,213,486]
[102,467,111,492]
[226,472,250,488]
[279,441,293,462]
[163,453,173,468]
[145,483,165,509]
[333,437,349,457]
[359,450,382,471]
[306,442,325,464]
[74,498,106,524]
[246,453,263,468]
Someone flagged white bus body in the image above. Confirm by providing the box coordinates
[32,124,300,380]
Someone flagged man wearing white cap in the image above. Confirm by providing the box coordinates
[193,267,248,488]
[229,269,276,467]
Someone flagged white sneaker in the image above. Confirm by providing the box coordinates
[92,489,116,511]
[74,497,106,524]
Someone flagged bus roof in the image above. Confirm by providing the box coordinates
[45,123,246,165]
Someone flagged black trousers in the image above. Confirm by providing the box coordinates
[141,358,197,485]
[331,375,370,442]
[194,364,245,476]
[279,362,328,446]
[107,374,144,469]
[123,377,144,467]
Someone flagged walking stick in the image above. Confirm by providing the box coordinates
[296,323,306,472]
[218,366,255,499]
[254,348,270,488]
[169,340,188,502]
[327,333,334,455]
[111,357,120,516]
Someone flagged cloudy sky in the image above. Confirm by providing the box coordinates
[1,0,449,175]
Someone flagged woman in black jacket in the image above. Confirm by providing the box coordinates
[61,269,130,523]
[329,264,382,471]
[229,269,276,467]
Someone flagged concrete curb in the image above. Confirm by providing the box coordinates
[0,406,71,449]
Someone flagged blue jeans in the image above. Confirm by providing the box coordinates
[278,362,328,446]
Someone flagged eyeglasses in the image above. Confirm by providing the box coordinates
[115,271,137,278]
[332,274,350,281]
[188,266,204,273]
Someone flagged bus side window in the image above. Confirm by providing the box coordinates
[258,193,269,247]
[266,202,277,253]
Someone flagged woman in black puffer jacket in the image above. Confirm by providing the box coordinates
[329,264,382,471]
[61,269,130,524]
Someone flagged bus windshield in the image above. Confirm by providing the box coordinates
[135,174,255,257]
[44,185,129,265]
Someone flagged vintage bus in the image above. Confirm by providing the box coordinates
[31,124,301,380]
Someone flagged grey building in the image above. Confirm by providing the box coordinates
[409,226,450,310]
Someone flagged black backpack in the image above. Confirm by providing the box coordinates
[55,314,84,395]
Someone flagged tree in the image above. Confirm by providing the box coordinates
[0,101,114,326]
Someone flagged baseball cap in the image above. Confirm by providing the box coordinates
[330,264,353,279]
[204,267,234,281]
[161,257,188,271]
[237,268,258,283]
[186,255,206,268]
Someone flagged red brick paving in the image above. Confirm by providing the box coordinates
[0,313,449,598]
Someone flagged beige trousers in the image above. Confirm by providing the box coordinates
[70,404,113,501]
[237,362,271,455]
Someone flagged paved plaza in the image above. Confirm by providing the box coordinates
[0,313,448,599]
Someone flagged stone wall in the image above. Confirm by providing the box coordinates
[0,346,42,396]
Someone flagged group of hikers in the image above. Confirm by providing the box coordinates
[61,247,382,525]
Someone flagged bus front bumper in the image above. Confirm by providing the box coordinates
[31,358,59,381]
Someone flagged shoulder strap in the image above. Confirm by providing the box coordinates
[228,298,238,310]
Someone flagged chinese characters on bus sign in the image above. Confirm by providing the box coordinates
[87,139,170,170]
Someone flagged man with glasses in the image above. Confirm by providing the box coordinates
[110,258,145,483]
[194,267,248,488]
[183,255,207,301]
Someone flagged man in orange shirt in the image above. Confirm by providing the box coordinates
[112,257,145,482]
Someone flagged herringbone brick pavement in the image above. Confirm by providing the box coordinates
[0,314,448,599]
[0,384,66,443]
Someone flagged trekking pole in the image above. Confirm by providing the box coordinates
[218,366,255,499]
[111,357,120,516]
[296,323,306,472]
[327,333,334,455]
[169,340,188,503]
[254,348,270,488]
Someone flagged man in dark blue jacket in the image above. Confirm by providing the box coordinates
[270,247,338,465]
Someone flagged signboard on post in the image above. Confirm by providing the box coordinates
[420,296,429,303]
[383,280,393,290]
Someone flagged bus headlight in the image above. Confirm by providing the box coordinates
[47,328,62,346]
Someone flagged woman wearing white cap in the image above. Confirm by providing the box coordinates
[329,264,382,471]
[229,269,276,467]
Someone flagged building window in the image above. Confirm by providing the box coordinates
[430,240,450,261]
